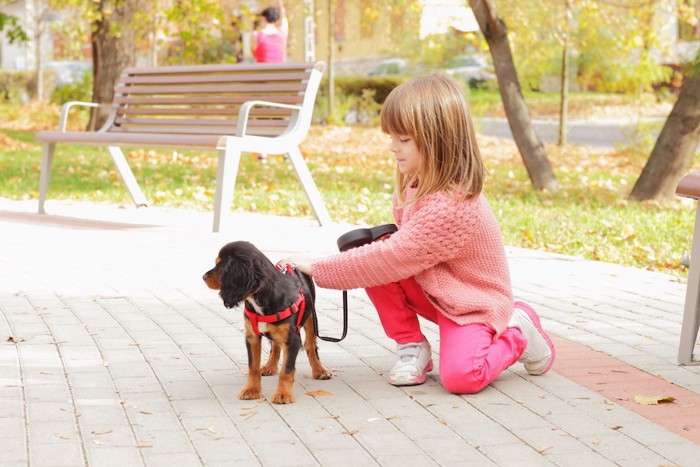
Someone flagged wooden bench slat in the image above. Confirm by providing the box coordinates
[117,72,311,86]
[677,172,700,199]
[107,126,281,136]
[113,116,289,128]
[112,95,303,105]
[115,83,307,95]
[35,130,223,147]
[115,107,293,117]
[121,62,319,75]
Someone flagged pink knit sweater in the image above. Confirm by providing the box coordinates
[312,188,514,336]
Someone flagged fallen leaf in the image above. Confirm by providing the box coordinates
[91,430,112,436]
[306,389,334,397]
[195,427,217,434]
[343,430,359,436]
[634,395,676,405]
[135,443,153,448]
[241,411,257,420]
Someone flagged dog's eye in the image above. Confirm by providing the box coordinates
[215,257,221,265]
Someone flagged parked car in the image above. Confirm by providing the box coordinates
[367,58,417,76]
[442,54,496,85]
[45,61,92,87]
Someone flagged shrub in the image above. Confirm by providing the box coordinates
[51,69,93,104]
[314,75,408,125]
[0,70,33,103]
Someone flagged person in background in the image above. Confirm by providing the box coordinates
[280,73,556,394]
[251,0,288,63]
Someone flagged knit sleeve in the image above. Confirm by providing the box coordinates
[312,193,482,290]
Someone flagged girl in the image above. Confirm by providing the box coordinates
[282,73,555,394]
[251,1,288,63]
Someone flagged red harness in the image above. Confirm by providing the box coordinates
[244,264,306,336]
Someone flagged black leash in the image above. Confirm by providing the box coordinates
[312,291,349,343]
[310,223,398,343]
[289,265,347,342]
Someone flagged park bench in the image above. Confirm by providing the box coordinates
[35,61,331,232]
[675,172,700,365]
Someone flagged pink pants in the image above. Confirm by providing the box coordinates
[365,277,527,394]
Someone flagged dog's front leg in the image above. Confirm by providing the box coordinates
[268,324,299,404]
[239,320,263,400]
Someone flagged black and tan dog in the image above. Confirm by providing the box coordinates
[203,241,331,404]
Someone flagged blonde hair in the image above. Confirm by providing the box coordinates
[380,72,484,205]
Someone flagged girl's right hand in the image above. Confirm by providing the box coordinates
[278,255,314,276]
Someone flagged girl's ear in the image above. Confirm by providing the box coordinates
[219,255,259,308]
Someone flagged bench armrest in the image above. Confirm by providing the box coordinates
[58,101,117,132]
[236,100,303,136]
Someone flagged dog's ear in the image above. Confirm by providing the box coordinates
[219,255,260,308]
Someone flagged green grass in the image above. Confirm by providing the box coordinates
[0,97,695,278]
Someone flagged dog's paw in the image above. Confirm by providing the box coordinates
[261,365,279,376]
[238,387,262,400]
[313,367,332,380]
[271,391,295,404]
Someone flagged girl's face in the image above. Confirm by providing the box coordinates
[388,133,421,177]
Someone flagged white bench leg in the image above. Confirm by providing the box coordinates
[38,142,56,214]
[107,146,148,207]
[679,201,700,365]
[213,140,242,232]
[287,146,332,226]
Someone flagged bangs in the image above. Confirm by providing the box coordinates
[380,86,414,136]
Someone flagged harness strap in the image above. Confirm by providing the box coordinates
[244,288,305,336]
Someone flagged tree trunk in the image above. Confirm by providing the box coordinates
[469,0,559,191]
[88,0,138,130]
[558,0,570,146]
[629,74,700,201]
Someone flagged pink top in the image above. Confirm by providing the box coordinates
[312,187,514,336]
[253,28,287,63]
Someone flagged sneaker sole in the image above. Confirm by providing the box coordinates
[388,360,434,386]
[515,301,556,375]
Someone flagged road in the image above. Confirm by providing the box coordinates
[476,116,665,149]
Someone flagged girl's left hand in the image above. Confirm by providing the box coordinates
[278,255,314,276]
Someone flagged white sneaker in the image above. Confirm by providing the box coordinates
[508,302,556,375]
[388,338,434,386]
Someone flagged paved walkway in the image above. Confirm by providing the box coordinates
[1,199,699,467]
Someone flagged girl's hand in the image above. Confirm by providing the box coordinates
[278,255,314,276]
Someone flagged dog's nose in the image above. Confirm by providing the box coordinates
[202,272,209,281]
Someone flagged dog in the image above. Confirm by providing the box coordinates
[202,241,331,404]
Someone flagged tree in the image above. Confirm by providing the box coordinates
[629,57,700,201]
[468,0,559,191]
[87,0,139,130]
[0,11,28,44]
